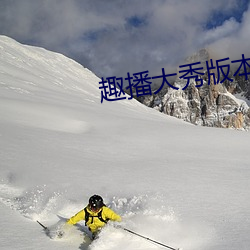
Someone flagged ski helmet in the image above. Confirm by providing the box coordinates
[89,195,104,210]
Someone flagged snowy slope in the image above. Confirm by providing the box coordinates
[0,36,250,250]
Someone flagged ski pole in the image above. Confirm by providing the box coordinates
[122,227,180,250]
[37,220,48,231]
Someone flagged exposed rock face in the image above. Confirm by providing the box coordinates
[138,49,250,130]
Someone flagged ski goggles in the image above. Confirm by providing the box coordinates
[89,205,101,212]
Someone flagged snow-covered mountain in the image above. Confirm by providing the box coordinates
[0,36,250,250]
[138,49,250,130]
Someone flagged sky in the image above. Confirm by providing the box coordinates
[0,0,249,79]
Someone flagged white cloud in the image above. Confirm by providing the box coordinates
[201,18,240,46]
[0,0,248,78]
[208,4,250,61]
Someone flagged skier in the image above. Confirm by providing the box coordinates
[66,194,122,239]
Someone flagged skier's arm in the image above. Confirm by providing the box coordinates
[67,209,85,225]
[104,207,122,222]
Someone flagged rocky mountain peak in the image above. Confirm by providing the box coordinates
[138,49,250,130]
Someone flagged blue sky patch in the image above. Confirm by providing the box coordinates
[126,15,148,28]
[206,0,249,29]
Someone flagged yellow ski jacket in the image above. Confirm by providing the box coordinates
[67,206,121,233]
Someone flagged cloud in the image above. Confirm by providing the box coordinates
[208,3,250,62]
[200,18,240,46]
[0,0,249,78]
